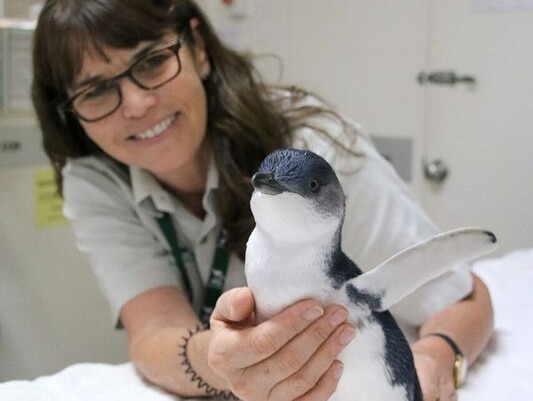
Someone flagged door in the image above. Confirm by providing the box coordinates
[421,1,533,255]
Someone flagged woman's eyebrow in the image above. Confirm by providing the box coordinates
[130,41,163,64]
[75,75,106,91]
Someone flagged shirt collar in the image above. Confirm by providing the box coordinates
[129,155,219,215]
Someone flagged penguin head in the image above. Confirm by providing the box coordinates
[250,149,345,241]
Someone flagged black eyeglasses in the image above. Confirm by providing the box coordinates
[63,38,183,122]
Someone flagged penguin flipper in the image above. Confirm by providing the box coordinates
[348,227,497,312]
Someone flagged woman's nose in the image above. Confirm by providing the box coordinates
[119,78,157,118]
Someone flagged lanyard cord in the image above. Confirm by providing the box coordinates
[156,213,230,326]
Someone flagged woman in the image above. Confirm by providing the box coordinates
[32,1,493,400]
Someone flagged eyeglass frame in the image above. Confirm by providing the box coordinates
[62,37,184,123]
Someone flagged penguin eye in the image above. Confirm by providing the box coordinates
[309,179,320,192]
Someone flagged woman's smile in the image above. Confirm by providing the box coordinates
[129,112,179,141]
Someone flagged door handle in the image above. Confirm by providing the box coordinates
[424,159,449,183]
[417,70,476,86]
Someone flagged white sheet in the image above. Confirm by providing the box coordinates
[0,363,179,401]
[1,248,532,400]
[461,248,533,399]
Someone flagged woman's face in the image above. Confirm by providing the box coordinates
[71,31,210,184]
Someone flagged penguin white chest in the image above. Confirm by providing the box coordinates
[246,190,341,319]
[245,222,333,321]
[332,323,409,401]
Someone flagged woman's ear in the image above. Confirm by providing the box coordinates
[189,18,210,79]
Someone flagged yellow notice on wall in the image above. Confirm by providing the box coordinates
[35,168,67,228]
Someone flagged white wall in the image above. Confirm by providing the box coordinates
[203,0,428,196]
[0,165,129,381]
[2,0,40,19]
[1,2,130,378]
[0,1,128,382]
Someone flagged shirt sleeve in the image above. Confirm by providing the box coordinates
[62,158,181,326]
[339,132,473,329]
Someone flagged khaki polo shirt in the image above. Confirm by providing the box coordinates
[63,155,247,326]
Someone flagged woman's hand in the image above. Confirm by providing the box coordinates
[412,340,457,401]
[209,287,355,401]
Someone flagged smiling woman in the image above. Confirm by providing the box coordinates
[30,1,494,400]
[71,29,210,192]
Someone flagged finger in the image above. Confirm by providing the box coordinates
[230,287,256,322]
[295,360,344,401]
[237,299,327,368]
[440,381,457,401]
[269,320,355,400]
[210,287,254,326]
[240,305,350,398]
[418,371,437,401]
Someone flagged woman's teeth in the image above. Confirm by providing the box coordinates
[132,114,176,140]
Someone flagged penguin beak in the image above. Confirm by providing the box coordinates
[252,172,284,195]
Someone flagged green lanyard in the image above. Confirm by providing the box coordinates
[156,213,230,326]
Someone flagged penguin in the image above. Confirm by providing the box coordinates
[245,148,497,401]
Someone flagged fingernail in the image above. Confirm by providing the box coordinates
[304,305,324,321]
[339,327,355,345]
[230,288,249,319]
[332,361,344,380]
[330,310,347,326]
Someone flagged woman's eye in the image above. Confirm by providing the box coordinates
[138,52,171,71]
[83,82,114,99]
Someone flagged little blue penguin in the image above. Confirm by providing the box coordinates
[245,148,497,401]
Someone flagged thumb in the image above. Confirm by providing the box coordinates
[211,287,255,325]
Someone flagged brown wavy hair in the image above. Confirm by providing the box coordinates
[32,0,355,258]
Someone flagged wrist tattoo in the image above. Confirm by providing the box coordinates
[179,325,238,400]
